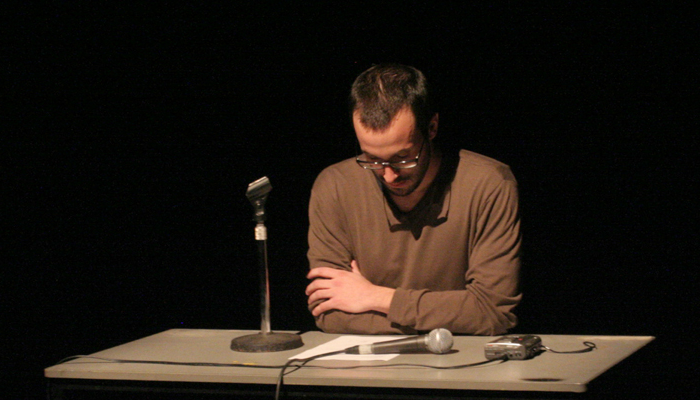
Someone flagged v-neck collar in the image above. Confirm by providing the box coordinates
[380,150,459,237]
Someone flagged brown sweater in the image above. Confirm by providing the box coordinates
[307,149,521,335]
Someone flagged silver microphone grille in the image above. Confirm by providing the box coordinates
[426,328,453,354]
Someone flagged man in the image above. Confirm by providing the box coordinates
[305,64,521,335]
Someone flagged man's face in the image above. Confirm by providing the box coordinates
[354,108,432,197]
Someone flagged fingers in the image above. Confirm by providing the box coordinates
[307,290,326,308]
[305,278,328,297]
[306,282,334,316]
[305,271,339,302]
[351,260,360,273]
[311,298,332,316]
[306,264,357,298]
[306,262,365,316]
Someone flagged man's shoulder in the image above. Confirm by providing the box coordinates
[315,157,359,183]
[457,149,516,182]
[312,157,375,192]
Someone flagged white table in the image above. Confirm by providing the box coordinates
[45,329,654,399]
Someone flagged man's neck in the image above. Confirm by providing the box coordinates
[389,150,442,213]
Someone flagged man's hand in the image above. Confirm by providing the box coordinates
[306,260,395,317]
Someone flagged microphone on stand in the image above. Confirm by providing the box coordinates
[344,328,453,355]
[230,176,304,353]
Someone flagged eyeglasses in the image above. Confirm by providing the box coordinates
[355,139,425,170]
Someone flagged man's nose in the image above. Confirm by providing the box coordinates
[382,166,399,183]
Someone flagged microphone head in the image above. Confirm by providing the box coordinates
[426,328,453,354]
[246,176,272,203]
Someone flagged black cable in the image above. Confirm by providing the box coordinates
[57,352,505,400]
[301,357,506,370]
[541,341,597,354]
[55,355,289,369]
[272,352,507,400]
[274,350,347,400]
[55,353,504,372]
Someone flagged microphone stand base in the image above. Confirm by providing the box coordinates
[230,332,304,352]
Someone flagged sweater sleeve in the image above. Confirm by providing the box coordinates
[386,178,522,335]
[307,169,415,334]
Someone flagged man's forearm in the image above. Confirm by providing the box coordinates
[315,309,418,335]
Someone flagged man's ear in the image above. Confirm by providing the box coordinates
[428,113,439,140]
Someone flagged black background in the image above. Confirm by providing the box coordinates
[4,3,695,398]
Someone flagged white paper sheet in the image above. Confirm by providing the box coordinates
[290,335,406,361]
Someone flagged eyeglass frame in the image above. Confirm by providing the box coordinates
[355,137,426,170]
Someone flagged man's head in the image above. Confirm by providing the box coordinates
[351,64,439,198]
[349,64,435,137]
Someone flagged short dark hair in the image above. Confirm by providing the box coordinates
[349,64,434,136]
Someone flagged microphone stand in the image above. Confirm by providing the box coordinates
[231,177,303,352]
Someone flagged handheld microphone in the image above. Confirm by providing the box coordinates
[344,328,453,355]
